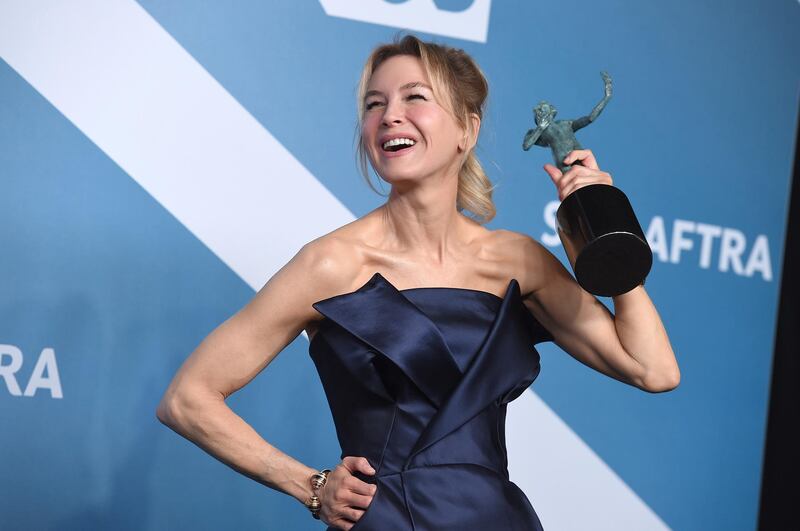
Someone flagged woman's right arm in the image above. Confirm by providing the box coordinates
[155,237,376,526]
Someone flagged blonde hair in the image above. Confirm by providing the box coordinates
[355,34,496,224]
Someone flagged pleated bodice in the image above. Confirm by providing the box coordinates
[308,272,552,530]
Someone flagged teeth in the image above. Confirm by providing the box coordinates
[382,138,417,150]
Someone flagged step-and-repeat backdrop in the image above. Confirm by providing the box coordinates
[1,1,798,530]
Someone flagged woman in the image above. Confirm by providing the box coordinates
[157,35,679,530]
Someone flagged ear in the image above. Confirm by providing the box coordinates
[461,112,481,152]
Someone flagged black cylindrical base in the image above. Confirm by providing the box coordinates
[556,184,652,297]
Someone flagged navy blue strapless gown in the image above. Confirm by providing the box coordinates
[309,272,553,530]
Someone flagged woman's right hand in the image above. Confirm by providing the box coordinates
[318,456,378,530]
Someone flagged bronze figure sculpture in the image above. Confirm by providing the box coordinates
[523,72,652,296]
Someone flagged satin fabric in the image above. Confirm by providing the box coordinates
[309,272,553,530]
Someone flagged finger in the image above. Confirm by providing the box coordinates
[341,491,374,509]
[563,150,594,168]
[558,166,580,188]
[342,456,376,475]
[344,475,378,496]
[561,175,591,198]
[560,173,591,199]
[542,163,563,183]
[339,506,365,523]
[329,507,364,530]
[332,517,358,531]
[562,165,602,183]
[556,166,585,197]
[562,175,610,198]
[563,149,599,170]
[570,171,613,191]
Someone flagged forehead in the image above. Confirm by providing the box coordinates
[367,55,430,91]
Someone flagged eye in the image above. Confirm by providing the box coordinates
[407,93,427,101]
[365,100,383,110]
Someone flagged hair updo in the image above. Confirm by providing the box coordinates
[355,34,496,224]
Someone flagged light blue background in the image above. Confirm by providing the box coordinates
[1,1,798,529]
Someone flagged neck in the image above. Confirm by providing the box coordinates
[380,173,467,265]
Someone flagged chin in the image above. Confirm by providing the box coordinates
[377,172,421,186]
[374,165,423,184]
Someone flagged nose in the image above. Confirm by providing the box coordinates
[381,98,404,127]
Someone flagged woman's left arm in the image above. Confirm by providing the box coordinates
[523,149,680,393]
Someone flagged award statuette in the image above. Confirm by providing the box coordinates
[523,72,652,297]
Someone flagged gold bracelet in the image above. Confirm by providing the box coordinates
[311,468,331,490]
[305,494,322,519]
[305,468,331,520]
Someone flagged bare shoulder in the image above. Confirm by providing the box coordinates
[218,223,367,357]
[482,228,554,297]
[280,221,370,303]
[484,228,538,249]
[294,229,366,304]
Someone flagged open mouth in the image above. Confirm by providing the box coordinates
[382,138,417,152]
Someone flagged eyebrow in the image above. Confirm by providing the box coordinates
[364,81,432,100]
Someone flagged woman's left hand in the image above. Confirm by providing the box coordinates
[543,149,613,201]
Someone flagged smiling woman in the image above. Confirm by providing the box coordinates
[355,35,493,224]
[156,33,678,531]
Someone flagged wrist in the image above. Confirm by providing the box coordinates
[302,468,332,520]
[290,464,319,504]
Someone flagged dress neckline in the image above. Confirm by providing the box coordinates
[308,272,514,346]
[392,285,504,302]
[312,272,508,307]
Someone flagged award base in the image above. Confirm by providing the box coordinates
[556,184,652,297]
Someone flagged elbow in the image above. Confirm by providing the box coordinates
[156,390,179,428]
[156,382,223,432]
[640,365,681,393]
[156,385,195,430]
